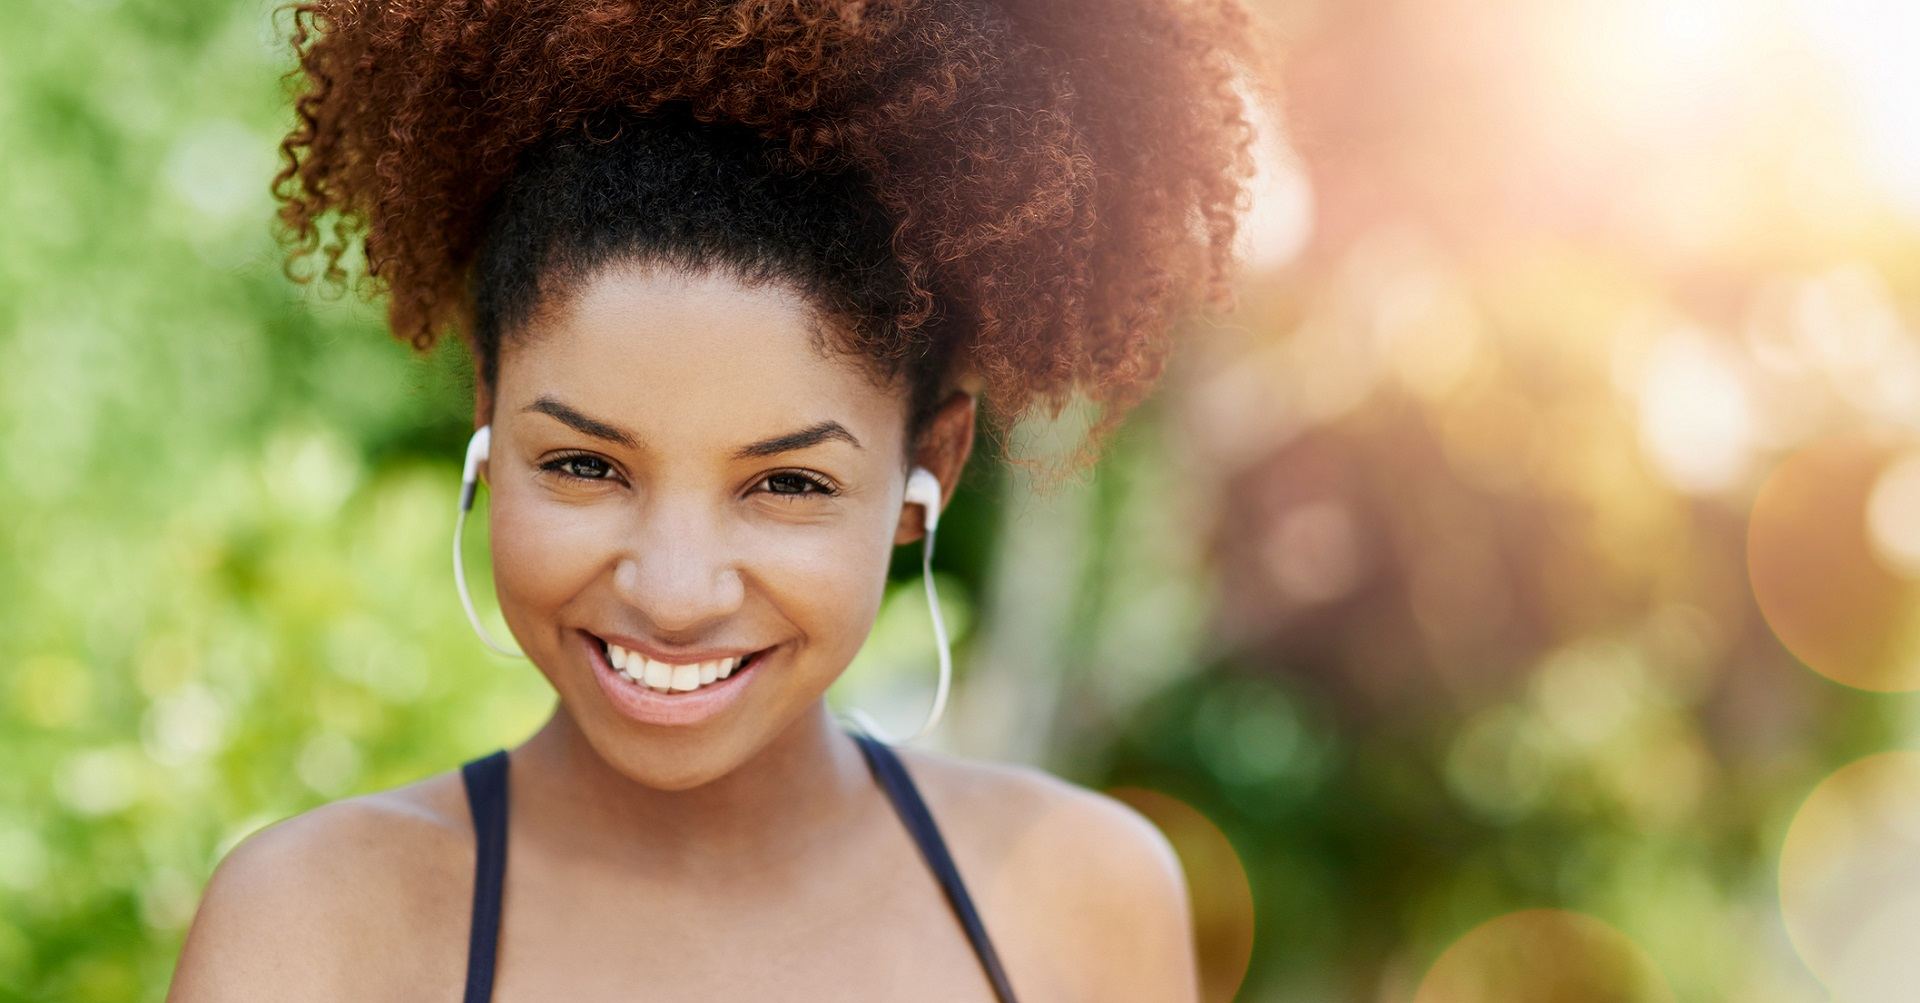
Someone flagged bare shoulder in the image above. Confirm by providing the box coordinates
[892,744,1176,867]
[892,745,1199,1002]
[167,768,475,1003]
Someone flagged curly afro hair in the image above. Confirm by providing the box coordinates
[273,0,1263,478]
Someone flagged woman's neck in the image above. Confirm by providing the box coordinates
[509,698,878,883]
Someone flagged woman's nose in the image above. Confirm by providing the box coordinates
[609,500,747,635]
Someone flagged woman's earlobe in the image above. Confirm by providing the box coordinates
[894,502,928,547]
[893,473,936,546]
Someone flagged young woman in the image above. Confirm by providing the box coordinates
[169,1,1258,999]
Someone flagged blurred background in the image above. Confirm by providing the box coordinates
[4,0,1919,999]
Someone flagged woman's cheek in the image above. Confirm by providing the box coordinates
[748,514,894,673]
[485,485,896,679]
[488,490,610,646]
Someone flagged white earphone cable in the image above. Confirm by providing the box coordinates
[840,517,951,745]
[454,477,528,659]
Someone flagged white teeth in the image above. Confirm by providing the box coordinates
[602,638,753,693]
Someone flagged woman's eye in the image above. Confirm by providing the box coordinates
[761,471,839,499]
[542,454,616,481]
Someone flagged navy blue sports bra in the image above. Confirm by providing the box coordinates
[457,730,1021,1002]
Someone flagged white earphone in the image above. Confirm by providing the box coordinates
[841,464,951,744]
[452,424,954,741]
[454,425,525,657]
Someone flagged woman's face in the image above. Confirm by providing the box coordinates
[478,262,952,790]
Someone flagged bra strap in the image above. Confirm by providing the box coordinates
[460,749,511,1003]
[851,731,1022,1003]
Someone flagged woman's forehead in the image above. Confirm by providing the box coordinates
[498,264,908,455]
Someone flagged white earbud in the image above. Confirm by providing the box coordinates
[460,424,491,510]
[839,465,951,745]
[454,424,526,658]
[904,465,943,534]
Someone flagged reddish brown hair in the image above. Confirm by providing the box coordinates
[273,0,1262,479]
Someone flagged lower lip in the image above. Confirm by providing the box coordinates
[583,631,768,728]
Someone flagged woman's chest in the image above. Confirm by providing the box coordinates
[348,772,1091,1002]
[492,865,1035,1001]
[488,906,1010,1001]
[376,832,1074,1002]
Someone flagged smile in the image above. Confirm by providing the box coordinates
[605,640,749,694]
[581,630,772,727]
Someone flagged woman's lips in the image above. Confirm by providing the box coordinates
[581,629,769,727]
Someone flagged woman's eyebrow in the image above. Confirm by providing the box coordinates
[523,395,638,447]
[521,394,862,458]
[732,420,863,459]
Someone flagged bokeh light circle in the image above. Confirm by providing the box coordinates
[1865,449,1920,578]
[1780,750,1920,999]
[1748,435,1920,691]
[1105,786,1256,1003]
[1413,908,1675,1003]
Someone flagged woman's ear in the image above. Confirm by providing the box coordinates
[895,391,977,546]
[471,383,495,482]
[472,379,494,431]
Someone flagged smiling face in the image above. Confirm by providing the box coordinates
[476,261,966,789]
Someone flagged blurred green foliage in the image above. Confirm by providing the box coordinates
[0,1,536,997]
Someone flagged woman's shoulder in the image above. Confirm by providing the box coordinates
[168,765,476,1001]
[892,743,1180,870]
[201,764,475,901]
[890,744,1153,839]
[890,744,1199,1001]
